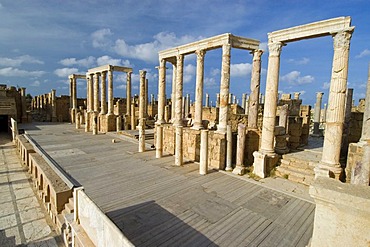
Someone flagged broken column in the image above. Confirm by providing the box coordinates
[156,124,163,158]
[233,124,247,175]
[175,126,183,166]
[225,125,233,171]
[248,49,263,129]
[217,44,231,133]
[199,129,209,175]
[313,92,324,136]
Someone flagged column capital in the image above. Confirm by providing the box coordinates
[331,27,354,49]
[139,70,147,77]
[176,54,184,62]
[268,41,284,57]
[251,49,263,60]
[195,49,206,58]
[316,92,324,98]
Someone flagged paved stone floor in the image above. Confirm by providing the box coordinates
[0,133,63,247]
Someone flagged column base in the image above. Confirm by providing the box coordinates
[191,122,203,130]
[225,165,233,172]
[252,151,278,178]
[215,124,226,134]
[232,165,246,175]
[314,162,343,180]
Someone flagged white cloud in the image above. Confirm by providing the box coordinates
[259,42,268,52]
[0,67,46,77]
[96,55,132,67]
[287,57,310,65]
[230,63,252,77]
[31,80,41,87]
[91,28,113,49]
[0,55,44,67]
[281,71,314,85]
[59,56,95,67]
[356,49,370,58]
[183,64,196,83]
[322,82,330,89]
[114,32,202,63]
[204,77,217,87]
[54,68,79,78]
[210,68,220,76]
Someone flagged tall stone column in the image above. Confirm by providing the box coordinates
[126,72,132,117]
[317,28,354,179]
[156,124,163,158]
[341,88,353,157]
[20,88,27,123]
[279,104,289,130]
[248,49,263,129]
[313,92,324,136]
[138,70,147,153]
[69,77,73,108]
[216,93,220,108]
[72,77,77,110]
[193,49,206,130]
[88,74,94,112]
[86,76,90,112]
[174,54,184,126]
[107,69,114,115]
[93,73,100,112]
[131,103,135,130]
[171,64,177,123]
[157,59,166,124]
[242,93,246,111]
[252,42,282,178]
[259,42,283,154]
[199,129,209,175]
[175,126,183,166]
[217,44,231,133]
[51,89,57,122]
[205,93,209,107]
[100,71,107,115]
[145,78,148,117]
[360,64,370,142]
[225,125,233,171]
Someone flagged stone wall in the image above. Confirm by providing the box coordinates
[346,142,370,184]
[348,112,363,143]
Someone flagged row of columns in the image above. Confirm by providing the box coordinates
[32,90,57,122]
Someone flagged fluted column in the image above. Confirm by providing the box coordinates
[88,74,94,112]
[100,71,107,114]
[260,42,283,154]
[217,44,231,133]
[157,58,166,124]
[317,28,354,179]
[93,73,100,112]
[174,54,184,126]
[248,49,263,129]
[126,72,132,116]
[107,69,114,115]
[193,49,206,130]
[138,70,146,152]
[313,92,324,136]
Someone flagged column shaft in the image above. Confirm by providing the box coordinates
[88,74,94,112]
[217,44,231,133]
[126,72,132,116]
[157,59,166,124]
[360,64,370,141]
[72,77,77,109]
[199,130,209,175]
[108,69,114,115]
[156,124,163,158]
[260,42,283,154]
[94,73,100,112]
[313,92,324,135]
[319,29,354,178]
[139,70,146,119]
[100,71,107,114]
[171,64,177,122]
[174,54,184,126]
[193,50,206,129]
[248,49,263,129]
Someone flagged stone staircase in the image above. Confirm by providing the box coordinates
[276,148,322,186]
[56,197,75,247]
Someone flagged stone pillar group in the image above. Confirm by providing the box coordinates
[313,92,324,136]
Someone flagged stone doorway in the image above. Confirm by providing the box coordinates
[0,115,9,133]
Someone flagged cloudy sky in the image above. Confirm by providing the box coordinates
[1,0,369,106]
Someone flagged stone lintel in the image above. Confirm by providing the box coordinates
[269,16,352,43]
[69,74,87,79]
[159,33,259,61]
[88,64,133,74]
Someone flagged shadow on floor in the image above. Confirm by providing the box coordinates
[106,200,216,247]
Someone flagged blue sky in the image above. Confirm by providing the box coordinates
[1,0,369,107]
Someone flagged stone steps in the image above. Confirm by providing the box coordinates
[276,150,321,186]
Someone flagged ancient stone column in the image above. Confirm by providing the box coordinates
[131,103,136,130]
[233,95,236,104]
[138,70,147,153]
[217,44,231,133]
[279,104,289,130]
[100,71,107,115]
[156,124,163,158]
[225,125,233,171]
[360,64,370,142]
[259,42,283,154]
[228,93,232,104]
[313,92,324,136]
[164,105,170,122]
[93,73,100,112]
[185,94,190,117]
[88,74,94,112]
[244,95,249,115]
[205,93,209,107]
[92,113,98,135]
[126,71,132,117]
[317,29,354,179]
[242,94,246,111]
[51,89,57,122]
[171,64,177,123]
[294,92,301,100]
[341,88,353,155]
[200,129,209,175]
[216,93,220,108]
[233,124,247,175]
[145,78,148,117]
[157,59,166,124]
[107,69,114,115]
[69,77,73,108]
[192,49,206,129]
[116,116,122,132]
[75,112,81,129]
[175,126,183,166]
[248,49,263,129]
[174,54,184,126]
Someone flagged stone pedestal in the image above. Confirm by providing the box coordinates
[253,151,278,178]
